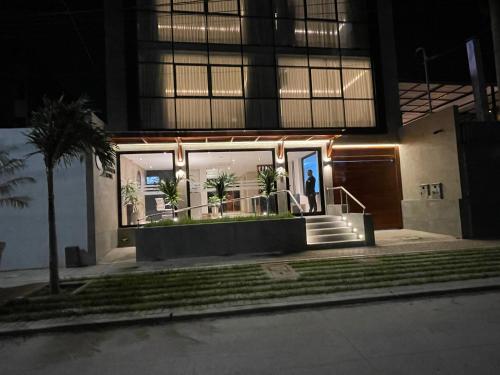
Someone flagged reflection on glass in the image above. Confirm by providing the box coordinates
[286,150,323,214]
[119,152,174,226]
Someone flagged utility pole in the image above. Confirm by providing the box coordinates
[416,47,433,113]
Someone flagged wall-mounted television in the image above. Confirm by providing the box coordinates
[146,176,160,185]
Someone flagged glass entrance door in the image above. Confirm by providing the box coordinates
[285,149,324,215]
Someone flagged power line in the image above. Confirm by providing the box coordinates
[59,0,95,66]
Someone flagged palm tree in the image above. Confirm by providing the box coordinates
[27,96,115,294]
[0,150,35,209]
[158,177,182,219]
[258,168,278,216]
[203,172,236,217]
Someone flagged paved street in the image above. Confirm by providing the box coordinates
[2,292,500,375]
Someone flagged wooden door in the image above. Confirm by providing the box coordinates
[332,147,403,230]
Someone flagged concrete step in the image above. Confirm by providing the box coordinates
[306,221,347,230]
[305,215,343,224]
[307,227,353,236]
[307,239,366,250]
[307,232,359,243]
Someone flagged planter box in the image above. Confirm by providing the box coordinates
[136,217,307,261]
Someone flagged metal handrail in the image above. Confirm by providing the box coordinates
[326,186,366,214]
[137,189,304,224]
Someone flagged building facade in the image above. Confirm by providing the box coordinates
[107,0,402,233]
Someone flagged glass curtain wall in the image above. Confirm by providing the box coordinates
[136,0,375,130]
[119,152,175,226]
[187,150,276,219]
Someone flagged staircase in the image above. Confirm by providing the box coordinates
[306,215,365,249]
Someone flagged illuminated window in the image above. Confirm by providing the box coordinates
[211,67,243,97]
[176,65,209,96]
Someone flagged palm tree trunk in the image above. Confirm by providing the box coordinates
[46,167,60,294]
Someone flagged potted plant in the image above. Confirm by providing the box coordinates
[258,168,280,216]
[158,177,182,219]
[208,195,221,218]
[0,150,35,265]
[121,181,141,225]
[203,172,236,217]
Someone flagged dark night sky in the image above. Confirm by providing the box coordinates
[0,0,496,122]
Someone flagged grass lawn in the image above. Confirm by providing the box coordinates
[144,213,295,227]
[1,248,500,322]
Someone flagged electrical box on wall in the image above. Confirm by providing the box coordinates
[419,184,430,199]
[430,183,443,199]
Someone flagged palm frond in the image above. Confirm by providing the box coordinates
[27,95,116,172]
[203,172,236,202]
[0,196,31,209]
[0,177,36,195]
[158,177,182,206]
[258,168,278,197]
[0,150,35,209]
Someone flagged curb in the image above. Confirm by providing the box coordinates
[1,282,500,338]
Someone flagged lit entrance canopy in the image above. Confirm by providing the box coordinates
[112,133,340,145]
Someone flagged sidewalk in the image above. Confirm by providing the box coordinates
[1,229,500,289]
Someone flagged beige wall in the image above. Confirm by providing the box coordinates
[398,107,462,237]
[90,159,118,260]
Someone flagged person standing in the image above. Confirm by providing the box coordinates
[305,169,317,213]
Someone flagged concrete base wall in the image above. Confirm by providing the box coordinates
[399,107,463,237]
[402,200,462,238]
[136,218,306,261]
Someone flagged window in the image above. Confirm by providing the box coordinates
[245,99,278,128]
[273,0,305,19]
[278,67,310,98]
[136,0,377,130]
[342,69,373,98]
[208,16,241,44]
[275,20,307,46]
[307,0,336,20]
[173,0,203,12]
[337,0,368,21]
[140,99,176,129]
[211,100,245,128]
[172,14,206,43]
[176,99,211,128]
[208,0,239,14]
[339,23,370,49]
[280,100,312,128]
[211,66,243,96]
[311,69,342,97]
[241,18,274,45]
[139,64,174,97]
[137,12,172,41]
[244,67,277,98]
[119,152,175,226]
[176,65,209,96]
[312,100,344,127]
[240,0,272,17]
[344,99,375,127]
[307,21,338,48]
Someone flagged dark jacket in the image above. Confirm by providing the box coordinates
[305,176,316,195]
